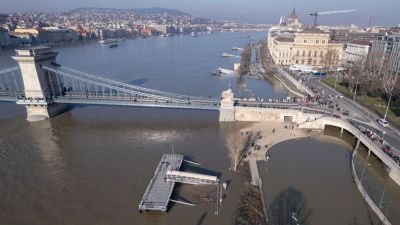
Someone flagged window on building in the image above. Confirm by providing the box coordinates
[296,50,300,56]
[314,50,317,57]
[322,40,325,44]
[301,60,305,64]
[308,50,311,57]
[316,40,319,44]
[295,60,299,63]
[320,51,324,57]
[304,39,307,43]
[302,50,305,57]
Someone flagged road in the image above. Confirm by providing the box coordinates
[308,77,400,150]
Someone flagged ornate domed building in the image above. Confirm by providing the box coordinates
[287,8,301,26]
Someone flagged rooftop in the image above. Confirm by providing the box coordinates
[275,37,294,42]
[298,27,325,34]
[349,39,373,46]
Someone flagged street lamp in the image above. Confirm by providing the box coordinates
[383,92,392,121]
[353,77,359,102]
[265,155,270,171]
[359,152,371,184]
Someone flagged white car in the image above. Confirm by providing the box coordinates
[378,119,389,127]
[337,94,344,98]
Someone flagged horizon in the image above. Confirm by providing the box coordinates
[2,0,400,27]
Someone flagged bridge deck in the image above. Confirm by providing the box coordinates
[139,154,183,212]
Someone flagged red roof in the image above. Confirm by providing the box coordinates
[349,39,373,46]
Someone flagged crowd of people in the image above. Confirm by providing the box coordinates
[350,120,400,166]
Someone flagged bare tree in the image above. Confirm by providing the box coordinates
[226,129,246,172]
[225,125,259,172]
[239,44,253,76]
[322,49,339,73]
[381,52,399,120]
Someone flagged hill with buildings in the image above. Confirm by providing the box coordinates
[69,7,190,16]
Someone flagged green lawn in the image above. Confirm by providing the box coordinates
[322,77,400,128]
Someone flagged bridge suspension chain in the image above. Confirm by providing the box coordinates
[43,65,192,103]
[56,65,219,102]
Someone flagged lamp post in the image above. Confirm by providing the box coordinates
[383,92,392,121]
[360,151,371,184]
[334,69,338,91]
[353,77,359,102]
[265,155,270,171]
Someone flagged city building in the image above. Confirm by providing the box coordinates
[330,29,383,44]
[267,9,303,53]
[38,28,79,44]
[286,8,301,27]
[371,34,400,72]
[0,28,10,48]
[269,28,344,67]
[152,24,167,34]
[13,28,40,37]
[343,39,372,65]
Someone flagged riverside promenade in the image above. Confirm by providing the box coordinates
[241,121,322,185]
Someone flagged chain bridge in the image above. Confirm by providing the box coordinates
[0,46,326,122]
[0,47,224,121]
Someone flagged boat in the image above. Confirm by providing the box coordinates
[222,53,236,58]
[212,68,234,76]
[109,43,118,48]
[191,32,199,37]
[232,47,244,51]
[100,39,121,44]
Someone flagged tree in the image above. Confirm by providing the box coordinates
[322,49,339,73]
[239,44,253,76]
[225,125,258,172]
[381,52,399,120]
[226,128,246,172]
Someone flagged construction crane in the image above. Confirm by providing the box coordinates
[308,9,356,28]
[368,16,379,32]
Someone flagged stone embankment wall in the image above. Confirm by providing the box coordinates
[234,107,320,124]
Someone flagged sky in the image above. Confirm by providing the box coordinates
[2,0,400,26]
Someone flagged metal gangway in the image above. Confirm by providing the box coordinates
[139,154,219,212]
[165,170,218,185]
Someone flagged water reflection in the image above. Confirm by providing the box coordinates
[268,187,313,225]
[27,120,67,191]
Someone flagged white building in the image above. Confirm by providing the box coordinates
[343,40,372,65]
[152,24,167,34]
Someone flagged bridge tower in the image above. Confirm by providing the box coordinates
[219,89,235,122]
[12,47,67,122]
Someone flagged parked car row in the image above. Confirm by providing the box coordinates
[350,121,400,166]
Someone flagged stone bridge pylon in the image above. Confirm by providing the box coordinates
[12,47,68,121]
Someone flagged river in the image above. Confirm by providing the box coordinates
[0,31,380,225]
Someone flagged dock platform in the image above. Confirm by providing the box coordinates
[139,154,183,212]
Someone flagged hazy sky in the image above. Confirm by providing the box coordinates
[2,0,399,26]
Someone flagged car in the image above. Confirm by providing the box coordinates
[378,118,389,127]
[337,94,344,98]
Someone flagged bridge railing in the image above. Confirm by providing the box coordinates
[43,65,193,103]
[55,65,219,102]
